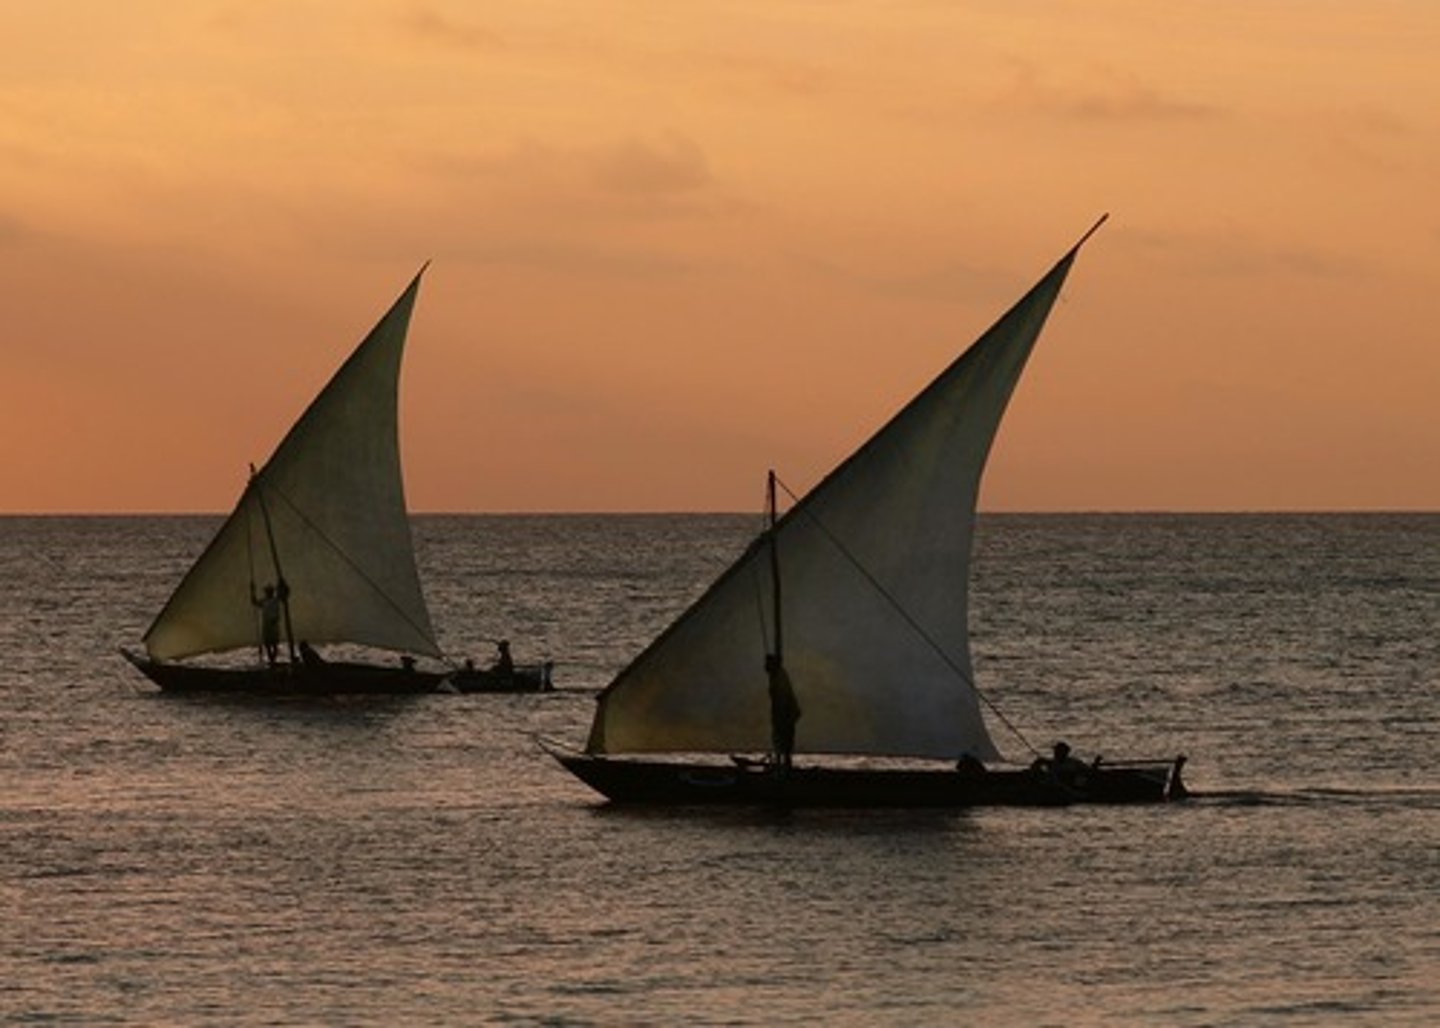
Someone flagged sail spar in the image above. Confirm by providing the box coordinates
[144,269,441,663]
[587,231,1094,761]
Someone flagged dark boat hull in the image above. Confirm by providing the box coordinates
[121,649,446,696]
[450,663,554,694]
[551,750,1187,808]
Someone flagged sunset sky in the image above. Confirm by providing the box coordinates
[3,1,1437,513]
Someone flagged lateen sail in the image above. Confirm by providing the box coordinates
[143,270,441,662]
[587,241,1088,761]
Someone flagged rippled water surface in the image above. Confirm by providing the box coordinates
[2,514,1438,1024]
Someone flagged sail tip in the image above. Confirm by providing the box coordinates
[402,260,432,294]
[1073,213,1109,253]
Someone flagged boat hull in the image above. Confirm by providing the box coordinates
[450,663,554,694]
[121,649,446,696]
[551,751,1187,808]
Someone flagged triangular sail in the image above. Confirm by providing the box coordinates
[587,231,1095,761]
[144,270,441,662]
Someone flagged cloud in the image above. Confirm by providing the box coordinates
[1334,105,1410,136]
[453,239,705,279]
[399,5,503,50]
[701,53,830,100]
[1002,64,1220,123]
[0,211,37,246]
[590,133,711,197]
[1064,84,1216,122]
[790,249,1016,305]
[1125,228,1367,281]
[1314,104,1417,176]
[431,132,720,217]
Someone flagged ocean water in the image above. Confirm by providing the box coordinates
[2,513,1437,1025]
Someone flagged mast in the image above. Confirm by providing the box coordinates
[244,502,264,665]
[767,469,783,666]
[250,464,297,666]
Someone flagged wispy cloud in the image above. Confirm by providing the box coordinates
[791,248,1017,305]
[590,133,711,197]
[701,52,830,100]
[432,131,721,217]
[0,211,37,246]
[399,5,503,50]
[1315,104,1417,176]
[1125,227,1367,281]
[1002,63,1220,123]
[453,239,705,279]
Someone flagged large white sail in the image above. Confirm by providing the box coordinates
[144,270,441,662]
[587,236,1091,761]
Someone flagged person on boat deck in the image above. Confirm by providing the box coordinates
[250,580,288,667]
[765,653,802,771]
[1046,741,1091,785]
[298,640,325,669]
[492,639,515,677]
[955,752,986,775]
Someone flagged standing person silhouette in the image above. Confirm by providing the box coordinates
[492,639,515,677]
[250,580,288,667]
[765,653,801,771]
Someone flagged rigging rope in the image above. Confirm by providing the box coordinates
[774,475,1040,760]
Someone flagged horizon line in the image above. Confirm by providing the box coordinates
[2,507,1436,518]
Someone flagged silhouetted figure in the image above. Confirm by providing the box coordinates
[298,639,325,669]
[492,639,515,677]
[250,580,288,667]
[765,653,801,771]
[1048,740,1090,787]
[955,752,987,776]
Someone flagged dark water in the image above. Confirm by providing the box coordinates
[2,514,1437,1025]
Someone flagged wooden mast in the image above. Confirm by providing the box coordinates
[249,464,298,666]
[766,469,783,665]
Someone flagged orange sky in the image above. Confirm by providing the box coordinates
[2,1,1437,513]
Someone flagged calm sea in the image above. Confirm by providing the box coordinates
[2,513,1437,1025]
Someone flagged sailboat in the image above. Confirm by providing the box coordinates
[547,217,1189,806]
[450,641,555,694]
[123,268,455,695]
